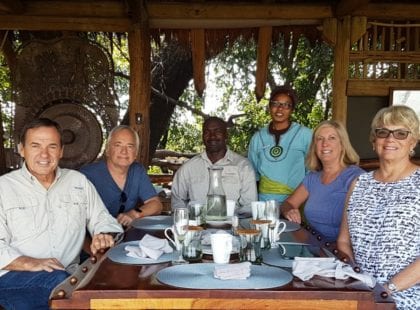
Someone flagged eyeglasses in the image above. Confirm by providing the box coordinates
[374,128,411,140]
[269,101,293,110]
[118,191,127,214]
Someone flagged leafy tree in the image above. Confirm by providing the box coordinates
[165,34,334,155]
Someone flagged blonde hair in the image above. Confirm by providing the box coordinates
[369,105,420,143]
[306,120,360,171]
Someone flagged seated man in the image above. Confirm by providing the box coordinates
[171,117,257,213]
[0,118,123,309]
[80,125,162,227]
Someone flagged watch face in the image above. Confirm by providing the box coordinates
[388,282,397,292]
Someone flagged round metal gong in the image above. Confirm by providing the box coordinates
[39,103,103,169]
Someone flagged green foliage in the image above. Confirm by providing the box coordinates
[166,34,334,155]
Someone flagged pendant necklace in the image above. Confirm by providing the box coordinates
[269,122,291,158]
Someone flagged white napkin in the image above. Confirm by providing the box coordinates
[292,257,376,288]
[125,234,173,260]
[214,262,252,280]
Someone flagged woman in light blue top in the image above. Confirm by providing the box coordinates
[248,85,312,203]
[281,120,364,242]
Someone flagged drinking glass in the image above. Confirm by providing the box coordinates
[173,207,189,264]
[265,200,280,248]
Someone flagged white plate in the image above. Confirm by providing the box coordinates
[156,263,292,289]
[239,218,301,232]
[131,215,172,230]
[206,220,231,227]
[107,241,172,265]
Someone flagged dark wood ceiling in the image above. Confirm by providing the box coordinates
[0,0,420,32]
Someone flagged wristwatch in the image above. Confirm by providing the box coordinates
[386,281,398,294]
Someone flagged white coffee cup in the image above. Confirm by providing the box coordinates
[210,233,232,264]
[274,220,287,241]
[251,201,265,220]
[164,226,181,250]
[226,200,236,217]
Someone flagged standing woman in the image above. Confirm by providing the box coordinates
[248,85,312,203]
[337,105,420,310]
[281,120,364,242]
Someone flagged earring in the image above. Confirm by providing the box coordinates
[409,149,415,157]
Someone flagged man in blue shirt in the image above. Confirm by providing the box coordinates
[80,125,162,227]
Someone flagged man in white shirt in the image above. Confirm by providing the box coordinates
[171,117,257,213]
[0,118,123,309]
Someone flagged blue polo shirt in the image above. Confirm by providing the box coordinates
[80,160,157,217]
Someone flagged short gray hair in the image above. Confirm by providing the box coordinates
[105,125,140,153]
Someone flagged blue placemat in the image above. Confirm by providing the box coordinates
[156,263,292,289]
[107,241,172,265]
[262,243,318,268]
[131,215,172,230]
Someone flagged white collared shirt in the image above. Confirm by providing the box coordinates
[0,164,123,277]
[171,148,257,212]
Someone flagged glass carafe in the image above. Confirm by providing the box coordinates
[206,167,227,221]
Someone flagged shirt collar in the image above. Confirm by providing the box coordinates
[20,162,61,183]
[201,148,233,165]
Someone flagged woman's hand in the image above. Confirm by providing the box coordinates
[282,205,302,223]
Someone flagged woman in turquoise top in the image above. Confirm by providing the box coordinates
[248,85,312,203]
[281,120,364,241]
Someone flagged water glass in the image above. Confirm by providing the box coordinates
[172,207,189,264]
[265,200,280,248]
[237,229,262,264]
[182,226,203,262]
[188,201,206,226]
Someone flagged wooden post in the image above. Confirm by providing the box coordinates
[191,29,206,97]
[255,26,272,102]
[332,16,351,125]
[127,0,151,165]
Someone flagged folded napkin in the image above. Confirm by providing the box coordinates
[214,262,252,280]
[125,234,173,260]
[292,257,376,288]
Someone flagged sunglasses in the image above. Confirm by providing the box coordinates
[118,191,127,214]
[269,101,293,110]
[374,128,411,140]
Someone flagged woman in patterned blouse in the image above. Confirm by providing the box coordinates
[337,105,420,310]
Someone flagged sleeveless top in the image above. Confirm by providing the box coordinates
[347,169,420,310]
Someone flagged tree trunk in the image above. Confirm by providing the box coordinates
[122,41,193,159]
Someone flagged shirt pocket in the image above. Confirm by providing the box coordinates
[59,192,87,232]
[3,197,38,240]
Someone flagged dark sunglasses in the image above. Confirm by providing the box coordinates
[118,191,127,214]
[269,101,293,110]
[374,128,411,140]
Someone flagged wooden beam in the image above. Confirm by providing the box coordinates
[191,29,206,97]
[127,0,151,165]
[335,0,370,17]
[352,4,420,20]
[0,1,330,31]
[0,2,419,32]
[0,0,24,14]
[321,18,337,46]
[349,51,420,63]
[332,16,351,125]
[347,79,420,96]
[255,26,272,102]
[351,16,367,44]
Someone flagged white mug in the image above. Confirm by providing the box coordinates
[164,226,181,250]
[274,220,287,241]
[210,233,232,264]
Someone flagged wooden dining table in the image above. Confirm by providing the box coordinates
[50,218,395,310]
